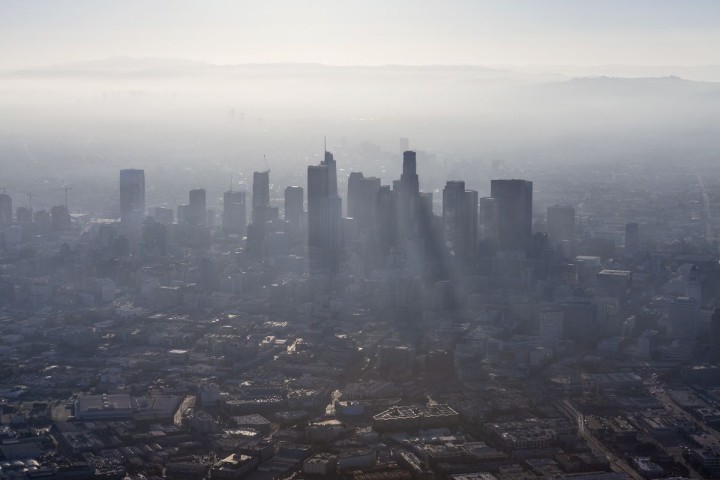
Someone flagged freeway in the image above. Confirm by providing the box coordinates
[555,399,643,480]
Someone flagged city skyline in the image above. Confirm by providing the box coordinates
[3,3,720,480]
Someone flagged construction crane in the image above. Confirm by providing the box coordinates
[52,186,74,210]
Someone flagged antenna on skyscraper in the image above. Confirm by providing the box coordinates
[229,173,233,192]
[324,135,327,153]
[264,154,270,173]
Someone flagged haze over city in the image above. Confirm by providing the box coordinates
[2,2,720,480]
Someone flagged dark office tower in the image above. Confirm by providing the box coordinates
[547,205,575,245]
[252,171,270,222]
[443,182,478,261]
[490,179,533,250]
[177,204,189,224]
[187,189,207,226]
[119,169,145,238]
[0,194,12,229]
[347,172,364,220]
[419,192,433,216]
[625,222,639,256]
[307,160,342,272]
[223,191,247,236]
[479,197,497,240]
[375,185,397,260]
[321,151,338,197]
[284,186,303,236]
[308,164,328,251]
[358,177,381,231]
[50,205,71,231]
[399,151,420,239]
[443,181,465,251]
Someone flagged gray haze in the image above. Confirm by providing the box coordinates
[2,58,720,215]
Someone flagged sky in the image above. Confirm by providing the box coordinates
[2,0,720,69]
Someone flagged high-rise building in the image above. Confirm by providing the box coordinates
[0,193,12,230]
[479,197,497,240]
[307,164,328,249]
[347,173,380,232]
[547,205,575,245]
[50,205,71,231]
[321,151,338,197]
[667,296,700,340]
[188,189,207,226]
[490,179,533,250]
[399,151,419,240]
[308,155,342,272]
[119,169,145,237]
[347,172,364,220]
[252,171,270,223]
[443,181,478,261]
[284,186,303,237]
[443,181,465,251]
[374,185,397,262]
[223,191,247,236]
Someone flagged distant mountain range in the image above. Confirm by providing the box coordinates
[5,56,720,83]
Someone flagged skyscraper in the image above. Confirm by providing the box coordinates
[284,186,303,237]
[375,185,397,261]
[490,179,533,250]
[321,151,338,197]
[479,197,497,240]
[347,172,364,220]
[223,190,247,236]
[443,181,478,261]
[347,173,380,232]
[252,171,270,223]
[547,205,575,245]
[308,154,342,272]
[50,205,71,231]
[443,181,465,251]
[246,171,275,255]
[188,189,207,226]
[119,169,145,238]
[399,151,419,240]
